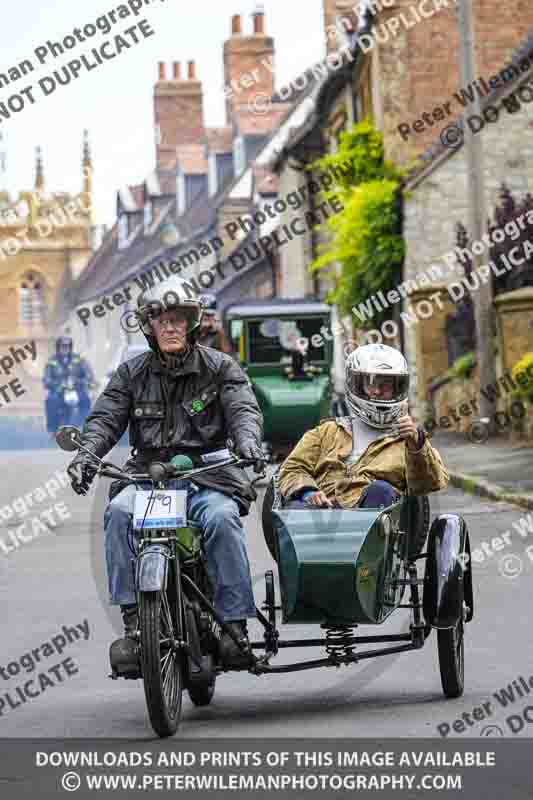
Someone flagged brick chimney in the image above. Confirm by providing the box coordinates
[154,61,205,171]
[323,0,358,52]
[223,7,275,124]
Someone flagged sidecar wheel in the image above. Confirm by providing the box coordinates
[403,496,431,561]
[437,618,464,698]
[261,479,279,563]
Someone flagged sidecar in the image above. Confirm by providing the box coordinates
[256,475,474,698]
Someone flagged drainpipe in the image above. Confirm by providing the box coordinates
[307,166,320,298]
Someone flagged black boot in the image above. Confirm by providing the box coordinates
[109,604,140,679]
[219,620,252,669]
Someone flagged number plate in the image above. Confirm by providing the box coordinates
[133,490,187,530]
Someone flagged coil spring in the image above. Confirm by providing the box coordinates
[321,623,358,660]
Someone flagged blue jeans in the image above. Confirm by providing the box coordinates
[285,480,398,509]
[103,479,256,622]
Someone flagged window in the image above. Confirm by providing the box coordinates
[176,171,186,216]
[233,136,246,177]
[118,214,129,249]
[19,272,46,326]
[208,152,218,197]
[247,317,328,364]
[144,200,153,231]
[230,320,244,360]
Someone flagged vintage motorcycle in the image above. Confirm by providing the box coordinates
[61,377,81,424]
[56,425,474,739]
[49,377,94,431]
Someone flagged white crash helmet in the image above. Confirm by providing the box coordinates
[345,344,409,429]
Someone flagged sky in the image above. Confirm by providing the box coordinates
[0,0,327,226]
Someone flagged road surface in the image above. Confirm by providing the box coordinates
[0,446,531,741]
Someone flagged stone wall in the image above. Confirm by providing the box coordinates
[494,287,533,373]
[402,66,533,417]
[277,165,316,299]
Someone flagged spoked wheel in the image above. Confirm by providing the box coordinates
[437,617,464,698]
[139,588,184,737]
[265,570,276,628]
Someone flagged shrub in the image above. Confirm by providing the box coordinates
[447,351,476,381]
[309,119,404,325]
[512,352,533,404]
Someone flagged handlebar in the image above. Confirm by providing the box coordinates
[97,455,268,484]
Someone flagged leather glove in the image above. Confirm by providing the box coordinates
[67,455,99,496]
[236,440,265,473]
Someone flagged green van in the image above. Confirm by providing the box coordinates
[223,299,340,461]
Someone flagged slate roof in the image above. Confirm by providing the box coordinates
[70,197,177,304]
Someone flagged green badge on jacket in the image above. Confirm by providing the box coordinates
[192,399,205,413]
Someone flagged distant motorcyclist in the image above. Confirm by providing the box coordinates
[43,336,95,434]
[197,294,232,354]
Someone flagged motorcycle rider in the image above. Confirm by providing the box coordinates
[197,294,232,353]
[43,336,94,435]
[279,343,449,508]
[66,278,264,669]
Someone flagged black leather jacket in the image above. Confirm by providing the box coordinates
[78,345,263,514]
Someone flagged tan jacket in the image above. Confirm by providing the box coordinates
[278,417,449,507]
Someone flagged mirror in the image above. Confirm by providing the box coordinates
[55,426,82,452]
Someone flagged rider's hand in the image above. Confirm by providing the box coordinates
[396,414,422,450]
[304,490,334,508]
[67,457,98,496]
[235,440,265,473]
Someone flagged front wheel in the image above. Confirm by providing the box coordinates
[437,618,464,698]
[139,589,184,737]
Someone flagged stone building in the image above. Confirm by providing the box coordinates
[0,137,93,418]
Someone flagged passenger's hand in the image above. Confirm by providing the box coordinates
[304,490,334,508]
[397,414,421,450]
[67,457,99,496]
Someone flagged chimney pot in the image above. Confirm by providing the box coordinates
[173,62,181,79]
[231,14,242,35]
[252,9,265,35]
[158,62,166,80]
[188,60,196,79]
